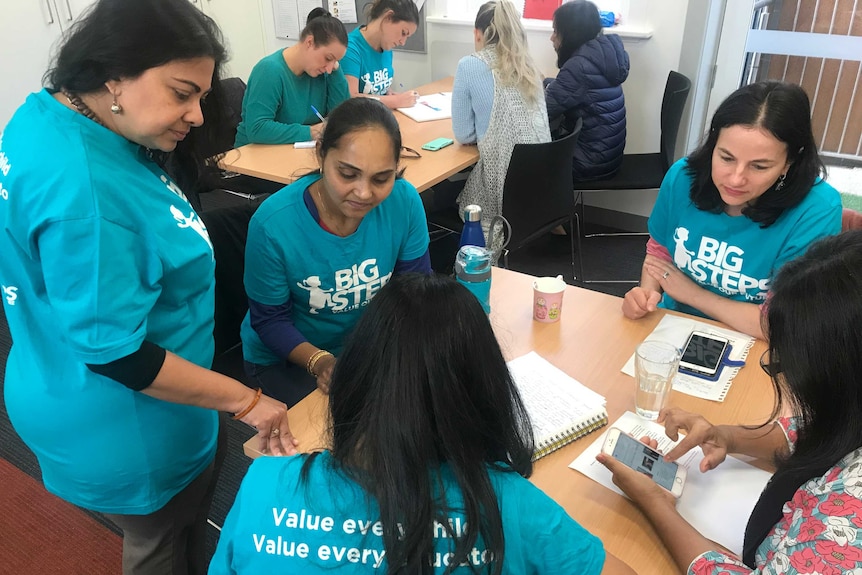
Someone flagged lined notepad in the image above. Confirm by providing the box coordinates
[508,353,608,461]
[396,92,453,122]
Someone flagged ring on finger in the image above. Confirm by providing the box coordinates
[270,428,280,437]
[662,271,670,280]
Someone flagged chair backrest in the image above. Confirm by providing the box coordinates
[200,76,247,160]
[659,71,692,172]
[501,119,582,251]
[199,202,258,356]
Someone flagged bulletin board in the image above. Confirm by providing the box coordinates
[326,0,427,53]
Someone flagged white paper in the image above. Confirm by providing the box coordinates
[293,140,316,148]
[300,0,324,24]
[622,315,755,402]
[272,0,301,39]
[569,411,772,556]
[396,92,453,122]
[329,0,357,23]
[508,352,606,441]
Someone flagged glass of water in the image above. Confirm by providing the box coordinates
[635,341,681,420]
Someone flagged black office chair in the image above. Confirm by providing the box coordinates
[193,77,283,212]
[573,70,692,283]
[428,121,584,280]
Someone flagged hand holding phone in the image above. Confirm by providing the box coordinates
[601,428,686,497]
[678,331,730,377]
[421,137,454,152]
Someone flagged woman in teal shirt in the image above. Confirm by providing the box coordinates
[213,274,635,574]
[235,9,350,145]
[342,0,420,109]
[0,0,294,572]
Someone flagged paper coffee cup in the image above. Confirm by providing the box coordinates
[532,275,566,323]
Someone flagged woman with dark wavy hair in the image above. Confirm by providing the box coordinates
[214,273,635,574]
[602,230,862,574]
[622,81,841,339]
[0,0,296,572]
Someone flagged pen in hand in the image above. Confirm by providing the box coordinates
[399,83,420,102]
[310,105,326,124]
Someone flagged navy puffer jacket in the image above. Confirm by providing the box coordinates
[545,34,629,180]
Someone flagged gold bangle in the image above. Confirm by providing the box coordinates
[232,388,262,420]
[307,350,333,377]
[305,350,327,374]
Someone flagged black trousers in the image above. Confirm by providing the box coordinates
[105,416,227,575]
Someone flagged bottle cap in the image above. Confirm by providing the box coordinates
[462,204,482,222]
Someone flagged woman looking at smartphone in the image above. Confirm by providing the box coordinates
[601,230,862,574]
[213,273,636,574]
[239,98,430,408]
[621,82,841,339]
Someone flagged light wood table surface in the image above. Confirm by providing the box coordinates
[244,268,775,574]
[219,77,479,193]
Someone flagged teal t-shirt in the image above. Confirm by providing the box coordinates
[342,27,394,95]
[209,453,605,574]
[240,174,428,364]
[649,158,842,317]
[0,90,218,514]
[235,49,350,146]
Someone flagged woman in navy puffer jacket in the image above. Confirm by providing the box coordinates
[544,0,629,180]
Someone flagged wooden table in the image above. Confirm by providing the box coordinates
[219,78,479,192]
[244,268,774,574]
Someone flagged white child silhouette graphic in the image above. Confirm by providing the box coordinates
[297,276,333,314]
[673,227,695,271]
[170,204,213,253]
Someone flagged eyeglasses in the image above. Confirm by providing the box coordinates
[400,146,422,159]
[759,350,782,377]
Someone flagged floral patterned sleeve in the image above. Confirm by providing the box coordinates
[687,420,862,575]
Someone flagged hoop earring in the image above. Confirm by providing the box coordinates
[110,96,122,114]
[775,173,787,191]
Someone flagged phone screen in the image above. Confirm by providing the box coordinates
[611,433,679,491]
[681,333,727,373]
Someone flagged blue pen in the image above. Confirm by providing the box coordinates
[310,105,326,123]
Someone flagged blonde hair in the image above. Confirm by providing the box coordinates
[475,0,543,104]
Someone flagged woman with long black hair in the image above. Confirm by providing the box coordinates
[601,230,862,574]
[214,273,634,574]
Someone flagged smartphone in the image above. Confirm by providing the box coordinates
[678,331,730,377]
[421,137,454,151]
[602,428,686,497]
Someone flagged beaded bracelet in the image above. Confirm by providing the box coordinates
[306,349,333,377]
[232,387,262,420]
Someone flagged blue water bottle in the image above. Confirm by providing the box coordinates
[455,245,492,314]
[459,204,486,248]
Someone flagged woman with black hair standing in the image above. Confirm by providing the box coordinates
[622,81,841,339]
[0,1,295,572]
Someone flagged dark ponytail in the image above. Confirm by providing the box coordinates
[301,8,348,46]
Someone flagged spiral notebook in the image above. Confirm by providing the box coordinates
[508,353,608,461]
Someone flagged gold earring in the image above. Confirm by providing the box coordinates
[110,95,122,114]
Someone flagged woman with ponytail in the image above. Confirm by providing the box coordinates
[235,8,350,145]
[342,0,421,109]
[448,0,551,244]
